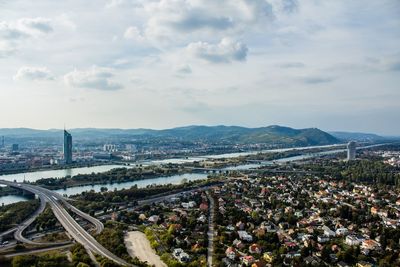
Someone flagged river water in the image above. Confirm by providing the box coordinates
[0,144,345,205]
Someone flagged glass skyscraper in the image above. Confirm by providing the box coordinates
[64,130,73,164]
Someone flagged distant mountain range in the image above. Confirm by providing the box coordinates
[329,131,386,142]
[0,125,342,146]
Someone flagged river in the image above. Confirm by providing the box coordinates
[0,144,346,205]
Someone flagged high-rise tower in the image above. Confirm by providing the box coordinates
[63,129,73,164]
[347,141,356,161]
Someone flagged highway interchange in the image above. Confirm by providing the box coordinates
[0,179,130,266]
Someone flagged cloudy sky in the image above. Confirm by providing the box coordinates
[1,0,399,135]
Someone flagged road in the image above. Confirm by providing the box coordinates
[206,191,215,267]
[0,180,130,266]
[12,194,71,246]
[0,193,47,243]
[1,243,74,258]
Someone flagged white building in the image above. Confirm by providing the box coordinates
[173,248,190,263]
[238,231,253,242]
[322,226,336,237]
[336,228,349,236]
[346,235,364,246]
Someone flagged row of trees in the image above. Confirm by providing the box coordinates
[11,252,71,267]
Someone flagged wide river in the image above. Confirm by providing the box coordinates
[0,144,346,205]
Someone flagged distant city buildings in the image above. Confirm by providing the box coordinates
[347,141,356,161]
[103,144,117,152]
[63,129,73,164]
[11,144,19,152]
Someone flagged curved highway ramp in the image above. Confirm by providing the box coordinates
[0,179,130,266]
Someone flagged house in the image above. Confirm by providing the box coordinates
[225,247,237,260]
[251,260,266,267]
[181,201,196,209]
[370,207,379,215]
[322,226,336,237]
[222,257,235,267]
[361,239,381,250]
[263,252,274,263]
[238,231,253,242]
[356,261,373,267]
[227,225,235,231]
[173,248,190,263]
[284,242,297,250]
[197,214,207,223]
[236,221,245,230]
[317,235,330,243]
[264,222,278,233]
[249,243,262,254]
[199,203,208,211]
[233,239,245,249]
[304,256,322,266]
[345,235,363,246]
[242,255,255,266]
[148,215,159,223]
[335,228,348,236]
[279,222,289,229]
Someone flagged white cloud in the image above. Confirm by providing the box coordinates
[0,40,17,57]
[0,22,28,40]
[105,0,140,9]
[175,64,192,74]
[278,62,305,68]
[64,66,123,91]
[0,1,399,134]
[134,0,275,44]
[17,17,53,34]
[301,76,334,84]
[54,14,77,31]
[124,26,145,42]
[13,66,54,81]
[187,38,248,63]
[0,17,53,57]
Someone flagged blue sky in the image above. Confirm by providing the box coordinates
[0,0,399,135]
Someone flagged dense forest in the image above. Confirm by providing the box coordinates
[0,200,39,232]
[300,159,400,187]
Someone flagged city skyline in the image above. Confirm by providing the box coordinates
[0,1,399,135]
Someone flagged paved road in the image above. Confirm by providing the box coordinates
[0,193,47,243]
[206,191,215,267]
[12,194,71,246]
[2,243,74,258]
[0,180,130,266]
[35,186,104,235]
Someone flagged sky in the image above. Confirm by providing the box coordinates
[0,0,399,135]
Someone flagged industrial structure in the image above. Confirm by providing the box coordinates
[347,141,357,160]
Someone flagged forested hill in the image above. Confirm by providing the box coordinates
[0,125,339,146]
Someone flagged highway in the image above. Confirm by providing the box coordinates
[12,194,69,246]
[0,180,130,266]
[30,186,104,235]
[0,188,54,246]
